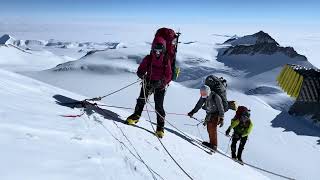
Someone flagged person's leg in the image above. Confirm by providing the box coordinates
[134,86,149,116]
[207,115,218,150]
[127,85,151,123]
[237,136,248,162]
[231,135,239,159]
[154,88,166,132]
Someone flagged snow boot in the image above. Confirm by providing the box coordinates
[202,142,217,151]
[155,126,164,138]
[126,114,140,125]
[237,153,243,163]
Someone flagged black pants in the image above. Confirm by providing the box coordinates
[231,134,248,160]
[134,84,166,131]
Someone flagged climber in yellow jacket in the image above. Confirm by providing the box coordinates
[226,106,253,163]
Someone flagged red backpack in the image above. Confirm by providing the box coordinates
[234,106,250,119]
[152,28,180,81]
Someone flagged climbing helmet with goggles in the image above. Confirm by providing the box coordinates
[153,43,166,56]
[200,85,211,98]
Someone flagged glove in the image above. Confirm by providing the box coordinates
[203,120,208,126]
[187,111,194,118]
[225,128,231,136]
[137,71,145,79]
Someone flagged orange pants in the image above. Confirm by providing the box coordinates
[207,115,219,147]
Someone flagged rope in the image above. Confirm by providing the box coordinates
[60,78,295,180]
[141,79,194,180]
[225,137,232,154]
[145,102,295,180]
[96,104,187,116]
[191,117,229,137]
[88,105,164,180]
[94,118,162,180]
[86,80,141,101]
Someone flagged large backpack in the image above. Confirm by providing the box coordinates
[204,75,229,112]
[234,106,250,119]
[153,28,180,81]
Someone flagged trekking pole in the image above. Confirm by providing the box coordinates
[225,137,232,154]
[191,117,203,123]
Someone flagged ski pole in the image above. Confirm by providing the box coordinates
[225,137,232,154]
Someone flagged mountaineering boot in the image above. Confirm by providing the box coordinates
[202,142,217,151]
[237,151,243,163]
[126,114,140,125]
[155,126,164,138]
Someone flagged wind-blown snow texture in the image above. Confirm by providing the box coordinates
[1,26,320,180]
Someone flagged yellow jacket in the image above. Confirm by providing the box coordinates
[229,119,253,137]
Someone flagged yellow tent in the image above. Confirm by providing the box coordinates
[277,64,320,102]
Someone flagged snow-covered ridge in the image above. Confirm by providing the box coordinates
[221,31,306,59]
[221,43,307,59]
[223,31,279,46]
[0,34,16,45]
[51,49,144,74]
[0,34,127,51]
[217,31,312,77]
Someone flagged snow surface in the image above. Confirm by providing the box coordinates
[0,69,269,180]
[1,23,320,180]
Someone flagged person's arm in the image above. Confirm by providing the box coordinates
[230,119,240,129]
[189,97,206,115]
[242,120,253,137]
[226,118,239,135]
[137,55,150,78]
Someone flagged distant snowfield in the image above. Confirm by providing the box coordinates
[1,22,320,180]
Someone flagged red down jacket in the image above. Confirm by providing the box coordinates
[137,37,172,87]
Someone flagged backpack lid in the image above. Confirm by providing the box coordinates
[235,106,251,120]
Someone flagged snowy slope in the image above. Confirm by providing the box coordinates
[0,69,269,180]
[0,43,70,72]
[2,26,320,180]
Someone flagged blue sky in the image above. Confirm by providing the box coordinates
[1,0,319,24]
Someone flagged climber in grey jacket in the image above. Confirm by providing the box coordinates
[188,85,225,150]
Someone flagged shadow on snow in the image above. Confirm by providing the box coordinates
[271,111,320,145]
[53,94,204,148]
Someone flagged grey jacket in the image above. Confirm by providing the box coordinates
[190,92,225,118]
